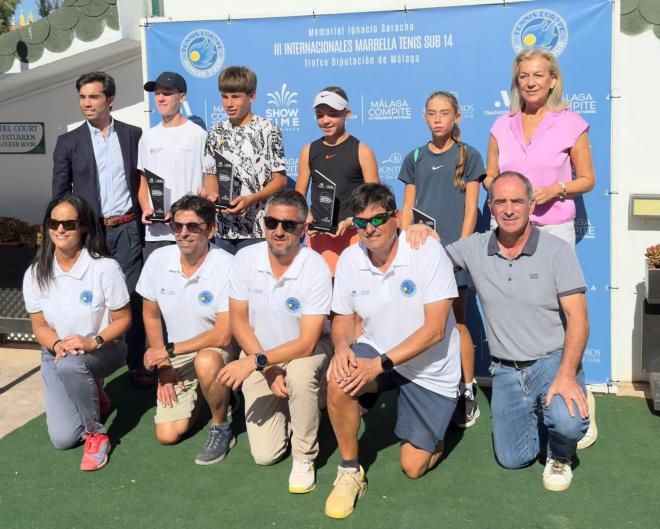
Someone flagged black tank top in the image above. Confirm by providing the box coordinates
[308,135,363,222]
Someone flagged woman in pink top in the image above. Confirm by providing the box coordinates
[483,50,598,452]
[483,49,595,246]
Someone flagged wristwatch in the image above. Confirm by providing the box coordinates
[380,354,394,373]
[254,352,269,371]
[94,335,105,350]
[165,342,176,359]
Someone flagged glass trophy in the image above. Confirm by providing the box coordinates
[145,169,167,222]
[412,208,436,230]
[215,153,234,209]
[310,170,337,233]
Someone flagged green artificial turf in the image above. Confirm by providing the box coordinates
[1,370,659,529]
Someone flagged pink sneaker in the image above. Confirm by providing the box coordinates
[80,432,110,471]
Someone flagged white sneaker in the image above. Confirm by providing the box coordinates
[543,457,573,492]
[577,389,597,449]
[289,459,315,494]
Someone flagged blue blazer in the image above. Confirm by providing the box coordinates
[51,119,143,237]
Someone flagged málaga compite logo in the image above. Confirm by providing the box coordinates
[368,98,412,121]
[266,84,300,131]
[180,29,225,78]
[575,218,596,240]
[511,9,568,56]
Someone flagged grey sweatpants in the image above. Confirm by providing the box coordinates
[40,342,127,449]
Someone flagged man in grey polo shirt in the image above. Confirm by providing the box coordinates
[444,171,590,492]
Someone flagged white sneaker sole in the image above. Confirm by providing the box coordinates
[543,475,572,492]
[577,390,597,449]
[454,405,481,429]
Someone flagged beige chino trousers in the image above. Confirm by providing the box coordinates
[242,336,333,465]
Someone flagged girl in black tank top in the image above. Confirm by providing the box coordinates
[295,87,379,275]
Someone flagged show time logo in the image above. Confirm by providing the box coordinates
[512,9,568,56]
[265,84,300,131]
[368,98,412,121]
[575,218,596,240]
[378,152,403,181]
[565,92,597,115]
[483,90,510,117]
[180,29,225,79]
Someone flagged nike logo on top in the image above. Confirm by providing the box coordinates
[432,165,444,170]
[325,154,337,160]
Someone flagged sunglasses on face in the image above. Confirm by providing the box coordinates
[47,219,81,231]
[263,216,305,233]
[352,211,396,230]
[170,221,209,234]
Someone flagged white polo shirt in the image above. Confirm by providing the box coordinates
[229,242,332,351]
[22,249,129,339]
[137,119,207,242]
[136,245,233,343]
[332,232,461,398]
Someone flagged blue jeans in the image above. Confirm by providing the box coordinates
[489,350,589,468]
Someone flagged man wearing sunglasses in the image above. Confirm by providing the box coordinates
[218,189,333,494]
[324,183,461,519]
[136,195,237,465]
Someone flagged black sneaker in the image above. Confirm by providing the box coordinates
[194,425,236,465]
[452,391,480,428]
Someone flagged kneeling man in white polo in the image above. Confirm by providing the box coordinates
[136,194,236,464]
[325,183,461,519]
[218,189,333,494]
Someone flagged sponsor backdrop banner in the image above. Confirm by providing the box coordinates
[145,0,612,383]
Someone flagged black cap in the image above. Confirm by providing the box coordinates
[144,71,187,93]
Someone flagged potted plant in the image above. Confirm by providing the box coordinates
[645,244,660,304]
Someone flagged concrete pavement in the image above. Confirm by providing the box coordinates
[0,344,44,439]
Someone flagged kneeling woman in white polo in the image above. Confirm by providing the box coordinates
[22,194,131,471]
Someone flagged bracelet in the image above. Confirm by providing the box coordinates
[51,339,62,351]
[559,182,567,200]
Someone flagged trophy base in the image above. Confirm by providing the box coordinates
[310,223,337,234]
[147,215,169,223]
[215,202,231,211]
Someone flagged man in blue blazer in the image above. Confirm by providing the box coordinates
[52,71,151,388]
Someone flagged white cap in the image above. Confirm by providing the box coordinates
[312,91,349,111]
